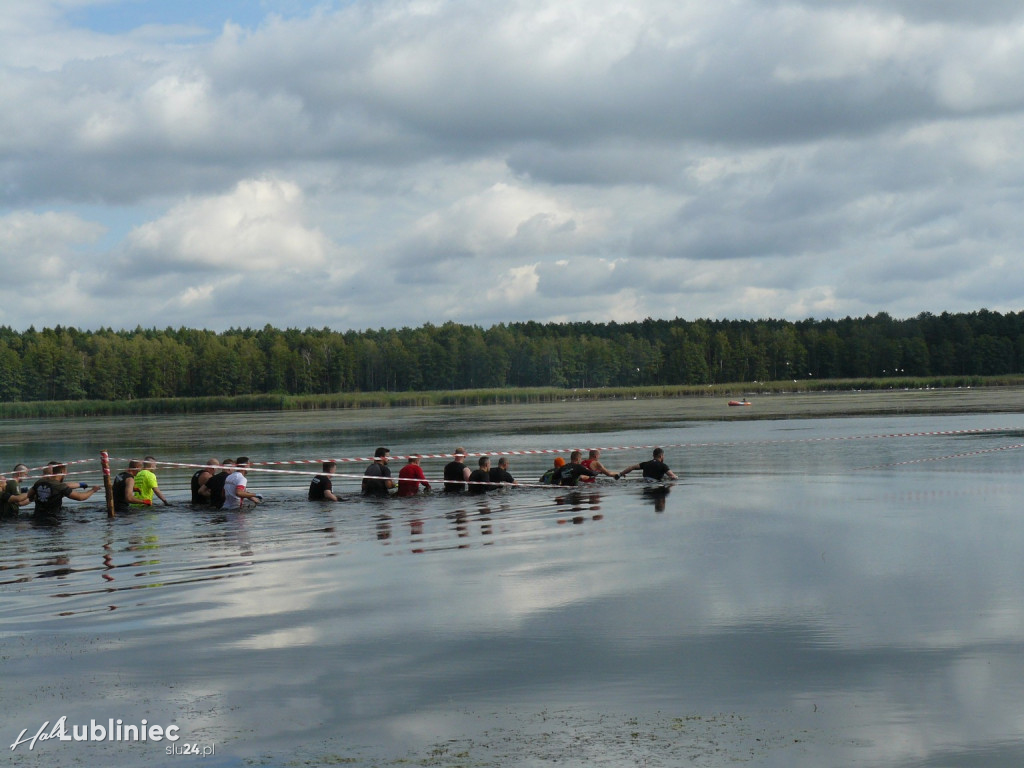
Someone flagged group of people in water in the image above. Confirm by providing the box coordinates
[310,446,678,501]
[187,457,265,509]
[537,447,678,485]
[1,447,676,519]
[0,456,264,522]
[2,461,102,522]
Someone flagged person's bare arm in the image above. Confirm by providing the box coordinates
[236,485,263,504]
[69,486,101,501]
[124,477,137,504]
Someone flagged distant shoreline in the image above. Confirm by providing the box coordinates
[2,378,1023,420]
[422,387,1024,433]
[686,386,1024,421]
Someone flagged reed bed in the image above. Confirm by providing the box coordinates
[1,375,1020,419]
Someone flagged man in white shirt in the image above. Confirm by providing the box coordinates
[222,456,264,509]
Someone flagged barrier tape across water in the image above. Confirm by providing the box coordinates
[10,426,1020,486]
[854,442,1024,470]
[104,426,1023,474]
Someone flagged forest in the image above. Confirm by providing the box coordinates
[0,310,1022,403]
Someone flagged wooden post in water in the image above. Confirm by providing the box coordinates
[101,451,115,518]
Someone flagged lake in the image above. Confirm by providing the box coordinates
[3,397,1024,767]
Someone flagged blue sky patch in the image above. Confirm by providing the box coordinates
[66,0,329,35]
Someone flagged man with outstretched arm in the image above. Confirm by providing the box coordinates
[27,461,101,523]
[618,448,678,481]
[580,449,619,482]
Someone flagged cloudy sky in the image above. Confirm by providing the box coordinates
[2,0,1023,332]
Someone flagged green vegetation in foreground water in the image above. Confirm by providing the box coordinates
[1,375,1022,418]
[241,709,809,768]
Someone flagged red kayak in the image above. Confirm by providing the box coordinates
[728,400,751,406]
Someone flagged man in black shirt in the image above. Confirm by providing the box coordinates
[467,456,493,494]
[618,448,678,481]
[27,461,101,523]
[309,461,339,501]
[191,458,220,504]
[489,456,516,488]
[556,450,599,486]
[362,447,394,497]
[111,459,142,513]
[201,459,234,507]
[443,447,471,492]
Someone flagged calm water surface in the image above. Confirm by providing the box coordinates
[2,404,1024,767]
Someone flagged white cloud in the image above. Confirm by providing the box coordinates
[485,264,540,306]
[0,209,105,289]
[0,209,107,326]
[123,177,332,272]
[401,182,607,263]
[3,0,1024,330]
[0,209,104,258]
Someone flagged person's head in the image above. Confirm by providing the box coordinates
[143,455,157,470]
[453,447,466,462]
[322,461,336,473]
[12,463,28,480]
[478,456,490,470]
[570,450,582,463]
[553,457,566,468]
[206,458,220,469]
[221,459,234,472]
[374,447,390,463]
[407,456,420,465]
[127,458,143,475]
[652,448,665,460]
[235,456,250,474]
[47,461,66,480]
[498,457,509,470]
[588,449,600,460]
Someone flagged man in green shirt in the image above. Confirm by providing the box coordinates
[132,456,171,507]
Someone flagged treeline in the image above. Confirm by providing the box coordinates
[1,310,1023,402]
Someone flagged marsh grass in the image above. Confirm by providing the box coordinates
[0,375,1020,418]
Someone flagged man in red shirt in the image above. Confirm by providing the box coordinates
[580,449,619,483]
[397,456,431,497]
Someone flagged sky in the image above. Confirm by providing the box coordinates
[2,0,1024,333]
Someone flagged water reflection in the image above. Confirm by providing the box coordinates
[35,553,72,579]
[642,484,670,513]
[553,490,605,525]
[3,411,1024,767]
